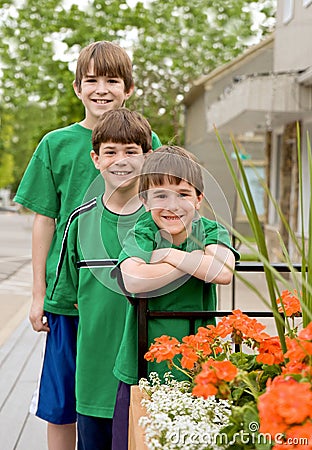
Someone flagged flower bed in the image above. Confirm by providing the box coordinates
[138,294,312,449]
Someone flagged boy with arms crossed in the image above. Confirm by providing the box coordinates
[45,108,153,449]
[112,146,240,449]
[14,41,161,449]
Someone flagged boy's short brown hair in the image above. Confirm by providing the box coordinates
[75,41,134,93]
[139,145,204,198]
[92,108,152,154]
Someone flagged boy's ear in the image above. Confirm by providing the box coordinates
[195,193,204,211]
[73,80,81,99]
[124,83,135,101]
[140,195,150,211]
[90,150,100,169]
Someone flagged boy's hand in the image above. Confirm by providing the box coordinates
[29,297,50,332]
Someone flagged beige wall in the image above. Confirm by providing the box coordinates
[275,1,312,71]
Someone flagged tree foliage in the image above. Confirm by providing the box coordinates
[0,0,276,189]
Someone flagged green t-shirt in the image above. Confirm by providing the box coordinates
[13,123,161,315]
[48,195,146,418]
[113,212,240,384]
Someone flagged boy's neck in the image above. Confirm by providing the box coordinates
[102,186,142,215]
[79,117,96,130]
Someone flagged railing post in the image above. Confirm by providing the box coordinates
[137,298,148,379]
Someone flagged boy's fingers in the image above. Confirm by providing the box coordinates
[30,315,50,332]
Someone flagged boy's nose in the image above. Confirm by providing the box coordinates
[95,80,109,94]
[114,155,127,165]
[167,194,179,211]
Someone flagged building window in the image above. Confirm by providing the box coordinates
[283,0,294,24]
[236,161,266,223]
[303,0,312,7]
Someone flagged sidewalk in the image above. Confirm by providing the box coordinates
[0,318,46,450]
[0,261,47,450]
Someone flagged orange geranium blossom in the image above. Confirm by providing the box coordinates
[214,308,270,344]
[145,335,180,363]
[256,335,285,365]
[277,289,302,317]
[258,376,312,449]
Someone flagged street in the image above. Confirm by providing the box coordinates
[0,211,33,345]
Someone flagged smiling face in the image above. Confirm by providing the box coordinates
[143,178,203,245]
[91,142,145,194]
[74,60,134,129]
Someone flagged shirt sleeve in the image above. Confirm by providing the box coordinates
[117,226,156,266]
[204,220,240,261]
[45,218,79,313]
[14,136,59,218]
[151,131,162,150]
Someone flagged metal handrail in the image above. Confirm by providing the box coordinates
[137,262,303,379]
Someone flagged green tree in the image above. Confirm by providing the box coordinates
[0,153,14,188]
[128,0,276,143]
[0,0,276,187]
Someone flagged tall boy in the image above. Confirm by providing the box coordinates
[13,41,161,450]
[112,145,240,449]
[46,107,152,449]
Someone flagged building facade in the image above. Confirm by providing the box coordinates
[184,0,312,260]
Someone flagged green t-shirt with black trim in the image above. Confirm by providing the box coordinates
[13,123,161,315]
[47,195,146,418]
[113,212,240,384]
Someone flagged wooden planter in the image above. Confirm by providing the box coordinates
[128,385,149,450]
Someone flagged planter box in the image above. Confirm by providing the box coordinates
[128,385,149,450]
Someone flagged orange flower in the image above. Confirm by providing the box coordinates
[180,346,199,370]
[286,420,312,449]
[285,338,312,364]
[277,290,302,317]
[144,335,180,363]
[300,322,312,341]
[283,360,312,378]
[192,382,218,398]
[215,309,269,344]
[259,377,312,438]
[192,359,238,399]
[194,362,219,385]
[256,336,285,365]
[210,360,238,382]
[181,333,213,358]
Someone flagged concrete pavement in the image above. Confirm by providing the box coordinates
[0,211,33,346]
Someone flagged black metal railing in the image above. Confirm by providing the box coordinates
[137,262,303,379]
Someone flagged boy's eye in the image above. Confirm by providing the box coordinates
[85,78,97,83]
[104,151,115,155]
[126,151,139,155]
[155,194,167,199]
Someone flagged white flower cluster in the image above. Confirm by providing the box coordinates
[138,372,232,450]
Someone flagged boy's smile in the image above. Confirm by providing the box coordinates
[144,179,203,245]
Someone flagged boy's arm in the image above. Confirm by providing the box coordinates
[120,257,185,294]
[30,213,55,332]
[150,244,235,285]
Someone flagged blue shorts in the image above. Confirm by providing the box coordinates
[30,312,79,425]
